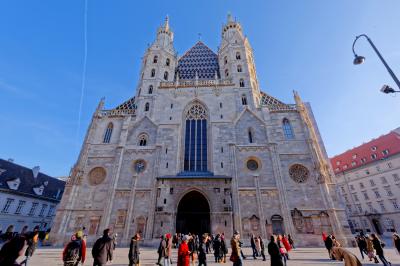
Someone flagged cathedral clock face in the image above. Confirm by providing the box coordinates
[134,160,146,173]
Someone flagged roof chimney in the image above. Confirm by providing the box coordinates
[32,166,40,178]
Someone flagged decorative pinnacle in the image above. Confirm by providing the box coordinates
[164,15,170,31]
[227,12,233,23]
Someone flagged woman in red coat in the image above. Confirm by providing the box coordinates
[178,235,191,266]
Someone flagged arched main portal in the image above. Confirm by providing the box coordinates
[176,191,210,234]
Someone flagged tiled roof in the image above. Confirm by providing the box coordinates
[0,159,65,202]
[176,41,220,80]
[330,129,400,174]
[115,97,136,110]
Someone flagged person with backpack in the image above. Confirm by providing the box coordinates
[92,228,114,266]
[63,232,86,266]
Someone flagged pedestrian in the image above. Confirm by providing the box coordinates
[393,233,400,255]
[178,235,191,266]
[156,235,164,265]
[4,225,15,242]
[287,234,295,249]
[259,236,266,261]
[255,236,261,257]
[281,235,291,260]
[20,226,29,236]
[230,231,242,266]
[0,235,27,266]
[62,232,86,266]
[277,235,287,266]
[198,235,208,266]
[213,234,221,262]
[355,236,367,260]
[371,233,391,266]
[267,235,283,266]
[92,228,114,266]
[161,234,171,266]
[250,234,258,259]
[238,239,246,260]
[22,225,39,266]
[365,234,379,263]
[324,235,334,259]
[221,233,228,263]
[331,246,362,266]
[129,233,140,266]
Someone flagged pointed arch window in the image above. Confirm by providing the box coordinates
[138,134,148,146]
[153,55,158,64]
[148,85,153,94]
[237,65,242,72]
[166,58,170,66]
[225,69,229,77]
[283,118,294,139]
[248,128,254,143]
[164,71,169,81]
[151,69,155,77]
[236,52,241,60]
[103,123,113,143]
[239,79,245,87]
[241,94,248,105]
[144,102,150,112]
[184,103,208,172]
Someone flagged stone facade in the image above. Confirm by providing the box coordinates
[51,15,352,247]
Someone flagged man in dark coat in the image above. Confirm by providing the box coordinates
[198,235,208,266]
[267,235,283,266]
[250,234,258,259]
[92,228,114,266]
[324,235,334,259]
[23,225,40,265]
[129,233,140,266]
[259,237,266,261]
[213,234,221,262]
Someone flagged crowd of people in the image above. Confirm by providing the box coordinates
[0,225,399,266]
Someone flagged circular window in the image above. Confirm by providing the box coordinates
[134,160,146,173]
[246,159,259,171]
[289,164,310,183]
[88,167,106,185]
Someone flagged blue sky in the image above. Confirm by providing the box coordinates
[0,0,399,177]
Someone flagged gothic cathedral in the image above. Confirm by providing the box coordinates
[52,15,352,246]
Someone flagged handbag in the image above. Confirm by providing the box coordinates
[279,247,287,254]
[229,253,238,262]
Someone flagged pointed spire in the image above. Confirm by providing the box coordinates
[227,12,233,23]
[164,15,170,31]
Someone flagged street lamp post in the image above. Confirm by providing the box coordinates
[352,34,400,94]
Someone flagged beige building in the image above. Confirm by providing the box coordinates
[331,128,400,237]
[51,15,352,247]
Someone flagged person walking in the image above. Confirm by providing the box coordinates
[23,225,39,266]
[259,236,266,261]
[276,235,287,266]
[213,234,221,262]
[161,234,171,266]
[281,235,291,260]
[178,235,191,266]
[230,231,242,266]
[129,233,140,266]
[221,233,228,263]
[62,232,86,266]
[156,235,164,265]
[0,235,27,266]
[267,235,283,266]
[198,235,208,266]
[324,235,334,259]
[92,228,114,266]
[250,234,258,259]
[287,234,295,249]
[255,236,261,257]
[355,236,367,260]
[371,233,391,266]
[365,234,379,263]
[393,233,400,255]
[331,246,362,266]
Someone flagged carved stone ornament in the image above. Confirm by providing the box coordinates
[289,164,310,183]
[88,167,107,186]
[134,160,146,173]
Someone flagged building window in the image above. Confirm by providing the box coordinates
[224,56,227,64]
[239,79,245,87]
[359,182,364,189]
[148,85,153,94]
[362,191,369,200]
[166,58,170,66]
[221,147,224,153]
[367,202,374,212]
[2,199,14,213]
[370,179,375,186]
[138,134,148,146]
[103,123,113,143]
[371,154,377,160]
[248,128,254,143]
[237,65,242,72]
[393,173,399,181]
[170,103,173,109]
[236,52,241,60]
[384,186,393,196]
[164,71,169,80]
[165,148,168,154]
[282,118,295,140]
[241,94,247,105]
[144,102,150,112]
[352,193,359,202]
[221,162,224,168]
[47,205,55,217]
[247,159,259,171]
[382,149,389,156]
[151,69,155,77]
[373,189,381,198]
[350,184,355,190]
[356,204,362,213]
[153,55,158,63]
[378,201,386,212]
[381,176,387,184]
[371,146,377,151]
[352,154,357,159]
[15,200,26,214]
[225,69,229,77]
[361,158,367,163]
[183,102,208,172]
[391,199,399,210]
[166,162,169,168]
[384,218,395,232]
[351,161,356,166]
[28,202,38,216]
[39,204,48,217]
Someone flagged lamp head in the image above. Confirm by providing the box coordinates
[353,55,365,65]
[380,85,395,94]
